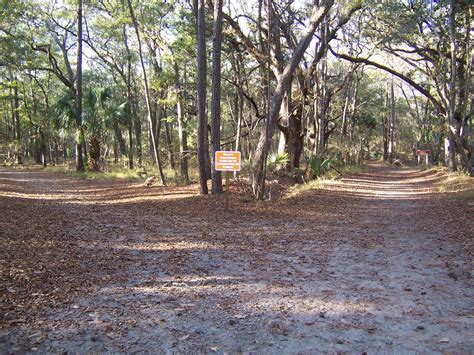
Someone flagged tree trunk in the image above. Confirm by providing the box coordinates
[211,0,224,194]
[11,73,22,164]
[123,23,133,169]
[382,81,389,161]
[155,107,167,183]
[112,121,127,156]
[128,121,134,169]
[150,106,157,160]
[253,1,334,198]
[195,0,209,194]
[40,129,47,167]
[389,78,395,163]
[54,140,59,165]
[174,63,189,183]
[317,47,328,160]
[75,0,85,171]
[257,0,273,198]
[82,132,87,164]
[286,106,304,169]
[446,0,457,171]
[133,100,142,166]
[34,128,42,164]
[127,0,164,183]
[233,52,244,158]
[63,140,67,162]
[341,78,351,138]
[164,120,176,172]
[113,139,118,164]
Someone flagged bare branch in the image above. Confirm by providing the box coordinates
[329,46,445,115]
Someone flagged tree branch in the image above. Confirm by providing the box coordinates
[223,77,265,119]
[221,12,266,64]
[30,43,74,91]
[329,46,445,115]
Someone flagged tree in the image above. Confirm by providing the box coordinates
[253,0,335,198]
[2,0,468,193]
[127,0,166,184]
[85,0,142,169]
[76,0,85,171]
[221,1,362,197]
[174,60,190,183]
[333,0,472,173]
[210,0,224,194]
[9,70,23,164]
[447,0,457,170]
[195,0,208,194]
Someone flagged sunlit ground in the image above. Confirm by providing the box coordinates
[1,164,472,353]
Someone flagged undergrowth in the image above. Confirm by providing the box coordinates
[45,164,141,181]
[437,171,474,202]
[43,162,201,184]
[284,164,364,199]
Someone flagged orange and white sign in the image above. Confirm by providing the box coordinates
[416,150,431,156]
[215,151,241,172]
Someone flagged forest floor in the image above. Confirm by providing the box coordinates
[0,162,473,353]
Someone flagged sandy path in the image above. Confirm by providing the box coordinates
[0,164,472,353]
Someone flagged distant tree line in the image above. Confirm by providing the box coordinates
[0,0,471,197]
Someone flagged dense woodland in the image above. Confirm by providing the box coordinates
[0,0,472,198]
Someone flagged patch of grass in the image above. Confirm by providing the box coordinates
[103,168,140,181]
[285,173,343,198]
[437,171,474,202]
[283,164,364,199]
[341,165,364,175]
[328,164,364,178]
[284,179,325,199]
[44,163,142,181]
[417,164,444,173]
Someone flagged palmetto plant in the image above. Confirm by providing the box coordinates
[53,90,76,130]
[266,152,289,172]
[309,155,338,178]
[83,87,114,137]
[104,101,129,132]
[241,152,289,175]
[54,87,118,133]
[53,87,126,171]
[88,136,101,171]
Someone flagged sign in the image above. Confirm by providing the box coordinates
[215,151,241,172]
[416,149,430,165]
[416,150,431,156]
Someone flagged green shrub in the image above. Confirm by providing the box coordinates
[267,152,289,172]
[309,155,339,178]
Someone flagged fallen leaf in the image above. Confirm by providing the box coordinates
[233,314,247,319]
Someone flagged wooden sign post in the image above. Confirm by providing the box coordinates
[416,149,431,165]
[215,151,241,210]
[225,172,230,210]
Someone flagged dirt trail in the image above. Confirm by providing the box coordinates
[0,163,472,353]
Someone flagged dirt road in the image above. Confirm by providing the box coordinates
[1,164,472,353]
